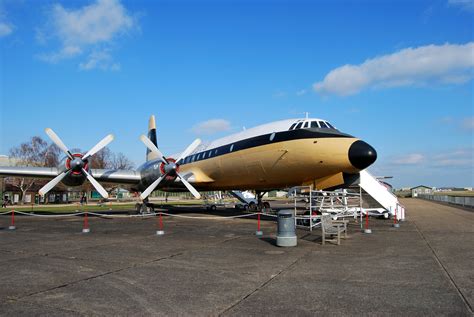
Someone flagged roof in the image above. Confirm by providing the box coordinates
[410,185,433,190]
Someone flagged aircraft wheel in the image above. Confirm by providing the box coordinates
[210,205,217,211]
[248,202,257,211]
[262,202,271,211]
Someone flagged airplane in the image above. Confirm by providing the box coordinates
[0,115,377,211]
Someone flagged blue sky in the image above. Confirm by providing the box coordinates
[0,0,473,188]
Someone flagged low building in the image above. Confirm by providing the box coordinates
[411,185,433,197]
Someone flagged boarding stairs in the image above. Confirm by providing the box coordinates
[359,170,405,220]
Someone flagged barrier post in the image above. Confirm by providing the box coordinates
[9,210,16,230]
[255,212,263,236]
[392,205,400,228]
[82,212,90,233]
[363,208,371,234]
[156,212,164,235]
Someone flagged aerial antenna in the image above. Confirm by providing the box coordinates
[305,112,309,119]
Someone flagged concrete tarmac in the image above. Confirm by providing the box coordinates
[0,199,472,316]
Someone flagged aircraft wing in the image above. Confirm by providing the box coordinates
[0,166,141,186]
[91,169,141,185]
[0,166,59,179]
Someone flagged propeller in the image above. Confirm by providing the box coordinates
[39,128,114,198]
[139,135,202,200]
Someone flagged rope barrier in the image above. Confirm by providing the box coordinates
[13,210,85,218]
[1,210,268,220]
[160,212,259,220]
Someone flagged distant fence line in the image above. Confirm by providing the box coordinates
[417,194,474,209]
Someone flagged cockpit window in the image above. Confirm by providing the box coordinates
[295,122,303,129]
[289,123,297,130]
[326,122,335,129]
[303,122,309,128]
[318,121,329,128]
[310,121,319,128]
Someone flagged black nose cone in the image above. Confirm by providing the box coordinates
[349,140,377,170]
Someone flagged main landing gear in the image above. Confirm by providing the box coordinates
[248,191,271,212]
[134,197,155,214]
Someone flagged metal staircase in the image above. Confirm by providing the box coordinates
[359,170,405,220]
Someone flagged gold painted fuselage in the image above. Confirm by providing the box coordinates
[178,137,359,191]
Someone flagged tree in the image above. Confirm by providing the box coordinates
[89,149,134,170]
[111,152,134,169]
[7,136,61,204]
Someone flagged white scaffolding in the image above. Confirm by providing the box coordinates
[290,186,363,231]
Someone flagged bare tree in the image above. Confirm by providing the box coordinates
[90,149,134,170]
[7,136,61,204]
[111,152,134,169]
[89,148,112,169]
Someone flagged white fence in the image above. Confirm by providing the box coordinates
[418,194,474,208]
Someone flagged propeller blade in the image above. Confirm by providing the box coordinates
[82,168,109,198]
[140,174,166,200]
[45,128,73,159]
[82,134,115,161]
[176,173,201,199]
[139,135,168,164]
[39,171,68,196]
[176,138,202,164]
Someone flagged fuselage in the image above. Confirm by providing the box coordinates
[136,118,377,192]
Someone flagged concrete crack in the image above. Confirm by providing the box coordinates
[413,221,473,314]
[218,250,310,316]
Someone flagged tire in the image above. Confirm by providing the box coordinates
[210,205,217,211]
[248,202,257,211]
[263,202,271,211]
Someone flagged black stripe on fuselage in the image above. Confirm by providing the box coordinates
[177,128,353,166]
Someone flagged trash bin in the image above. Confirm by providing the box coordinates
[276,209,297,247]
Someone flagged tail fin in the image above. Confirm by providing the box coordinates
[146,115,159,162]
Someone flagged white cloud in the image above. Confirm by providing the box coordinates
[393,153,425,165]
[192,119,231,135]
[38,0,136,70]
[0,22,13,37]
[462,117,474,130]
[38,45,82,63]
[79,50,120,71]
[448,0,474,12]
[432,148,473,167]
[296,89,307,96]
[314,42,474,96]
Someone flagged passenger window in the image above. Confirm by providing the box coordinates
[202,152,206,159]
[197,153,201,160]
[208,150,212,157]
[215,149,218,155]
[192,155,196,162]
[289,123,297,130]
[269,132,275,141]
[311,121,319,128]
[295,122,303,129]
[230,144,234,152]
[318,121,329,128]
[326,122,335,129]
